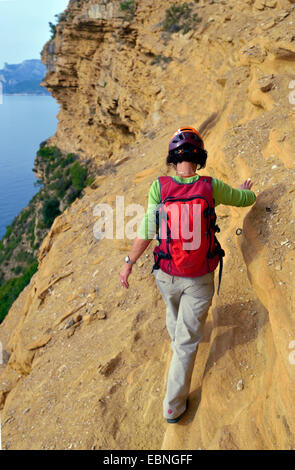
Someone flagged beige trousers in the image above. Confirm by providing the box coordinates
[153,268,215,419]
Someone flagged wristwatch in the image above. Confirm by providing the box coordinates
[125,255,136,265]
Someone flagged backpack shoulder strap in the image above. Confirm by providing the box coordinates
[199,175,212,187]
[158,176,174,202]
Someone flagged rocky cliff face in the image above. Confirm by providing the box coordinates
[1,0,295,450]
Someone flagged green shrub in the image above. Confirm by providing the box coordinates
[49,22,56,40]
[0,260,38,323]
[163,3,202,34]
[19,209,31,224]
[53,169,62,179]
[55,177,72,199]
[4,225,13,239]
[60,153,76,168]
[38,146,61,160]
[70,162,88,191]
[67,188,81,204]
[4,238,19,258]
[15,251,34,263]
[150,55,172,66]
[12,266,23,276]
[30,229,35,248]
[48,161,60,172]
[42,198,61,228]
[86,176,95,186]
[120,0,135,21]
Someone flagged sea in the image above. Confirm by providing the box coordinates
[0,94,59,239]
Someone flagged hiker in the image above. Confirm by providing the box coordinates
[119,127,256,423]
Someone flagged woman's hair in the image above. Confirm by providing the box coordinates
[166,143,207,170]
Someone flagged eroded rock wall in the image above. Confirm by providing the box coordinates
[0,0,295,450]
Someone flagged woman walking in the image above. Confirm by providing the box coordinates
[119,127,256,423]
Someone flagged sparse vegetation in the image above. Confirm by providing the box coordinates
[49,22,57,40]
[42,198,61,228]
[0,260,38,323]
[0,143,94,323]
[163,2,202,34]
[120,0,135,21]
[49,11,68,40]
[150,55,172,67]
[70,161,88,192]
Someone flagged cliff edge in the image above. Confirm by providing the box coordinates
[0,0,295,450]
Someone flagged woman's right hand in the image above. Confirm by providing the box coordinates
[239,178,253,190]
[119,263,133,289]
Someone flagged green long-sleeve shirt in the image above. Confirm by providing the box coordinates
[137,174,256,240]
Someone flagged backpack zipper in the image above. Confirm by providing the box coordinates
[162,194,210,207]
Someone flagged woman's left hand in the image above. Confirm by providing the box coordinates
[239,178,253,190]
[119,263,133,289]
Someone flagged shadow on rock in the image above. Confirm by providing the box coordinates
[202,299,269,378]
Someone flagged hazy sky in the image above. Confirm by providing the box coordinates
[0,0,69,68]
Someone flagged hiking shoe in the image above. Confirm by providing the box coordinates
[166,399,189,424]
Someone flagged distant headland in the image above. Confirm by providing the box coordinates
[0,59,50,95]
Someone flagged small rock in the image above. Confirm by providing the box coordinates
[97,312,107,320]
[83,314,92,324]
[265,0,277,7]
[65,319,75,329]
[23,408,30,414]
[261,19,276,31]
[236,379,244,391]
[280,240,289,245]
[216,77,227,87]
[271,165,277,169]
[278,10,290,20]
[26,334,52,351]
[254,0,265,10]
[114,156,129,167]
[250,311,257,316]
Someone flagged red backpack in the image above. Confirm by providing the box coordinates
[152,176,225,295]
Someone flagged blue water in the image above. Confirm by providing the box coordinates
[0,95,59,239]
